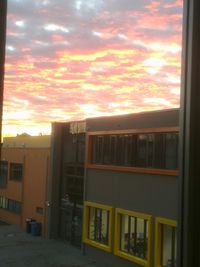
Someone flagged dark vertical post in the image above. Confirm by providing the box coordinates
[47,123,64,238]
[179,0,200,266]
[0,1,7,151]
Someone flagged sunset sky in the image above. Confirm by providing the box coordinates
[3,0,183,137]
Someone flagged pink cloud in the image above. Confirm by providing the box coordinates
[3,0,183,137]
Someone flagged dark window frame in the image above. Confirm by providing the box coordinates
[9,163,23,182]
[87,128,179,175]
[7,199,21,214]
[0,160,8,187]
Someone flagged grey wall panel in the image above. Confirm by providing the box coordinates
[48,123,65,238]
[85,245,138,267]
[87,109,179,132]
[86,169,178,220]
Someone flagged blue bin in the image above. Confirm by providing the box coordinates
[31,221,41,236]
[26,218,35,234]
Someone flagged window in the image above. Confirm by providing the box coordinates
[137,134,154,168]
[92,135,104,164]
[83,201,113,252]
[0,196,8,209]
[36,207,44,215]
[0,161,8,187]
[63,164,84,204]
[77,133,85,164]
[7,199,22,214]
[154,133,179,170]
[165,133,178,170]
[0,197,21,214]
[89,130,178,173]
[10,163,23,181]
[155,218,177,267]
[116,135,125,165]
[110,135,117,164]
[88,207,109,244]
[114,208,152,266]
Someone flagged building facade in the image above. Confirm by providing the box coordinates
[83,109,179,267]
[48,121,85,246]
[0,134,50,236]
[49,109,179,267]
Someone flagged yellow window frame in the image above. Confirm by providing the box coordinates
[83,201,114,252]
[155,217,177,267]
[114,208,152,267]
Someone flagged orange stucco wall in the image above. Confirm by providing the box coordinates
[0,148,50,236]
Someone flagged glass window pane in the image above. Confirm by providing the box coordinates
[161,225,177,267]
[88,207,109,245]
[15,202,21,214]
[124,135,133,166]
[101,209,109,244]
[129,216,136,254]
[103,135,110,164]
[77,133,85,164]
[110,135,117,164]
[10,163,23,181]
[92,136,104,164]
[132,135,138,166]
[120,214,148,260]
[120,214,129,252]
[0,161,8,187]
[154,134,165,168]
[135,218,147,259]
[89,207,95,240]
[2,197,8,209]
[165,133,178,170]
[147,134,154,167]
[137,134,148,167]
[116,135,125,165]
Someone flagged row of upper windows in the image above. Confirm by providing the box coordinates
[90,132,178,171]
[0,196,22,214]
[83,201,177,267]
[0,161,23,187]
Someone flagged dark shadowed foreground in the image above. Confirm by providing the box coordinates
[0,224,104,267]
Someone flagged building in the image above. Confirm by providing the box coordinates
[49,109,179,267]
[0,133,50,236]
[48,121,85,246]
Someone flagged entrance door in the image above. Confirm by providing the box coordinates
[59,164,84,247]
[59,200,83,247]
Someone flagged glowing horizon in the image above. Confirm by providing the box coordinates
[3,0,183,138]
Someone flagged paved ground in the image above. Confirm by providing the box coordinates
[0,224,100,267]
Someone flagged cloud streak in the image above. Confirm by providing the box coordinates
[3,0,183,137]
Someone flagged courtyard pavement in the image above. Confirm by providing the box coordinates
[0,223,101,267]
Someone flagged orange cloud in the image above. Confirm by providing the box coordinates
[3,0,183,138]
